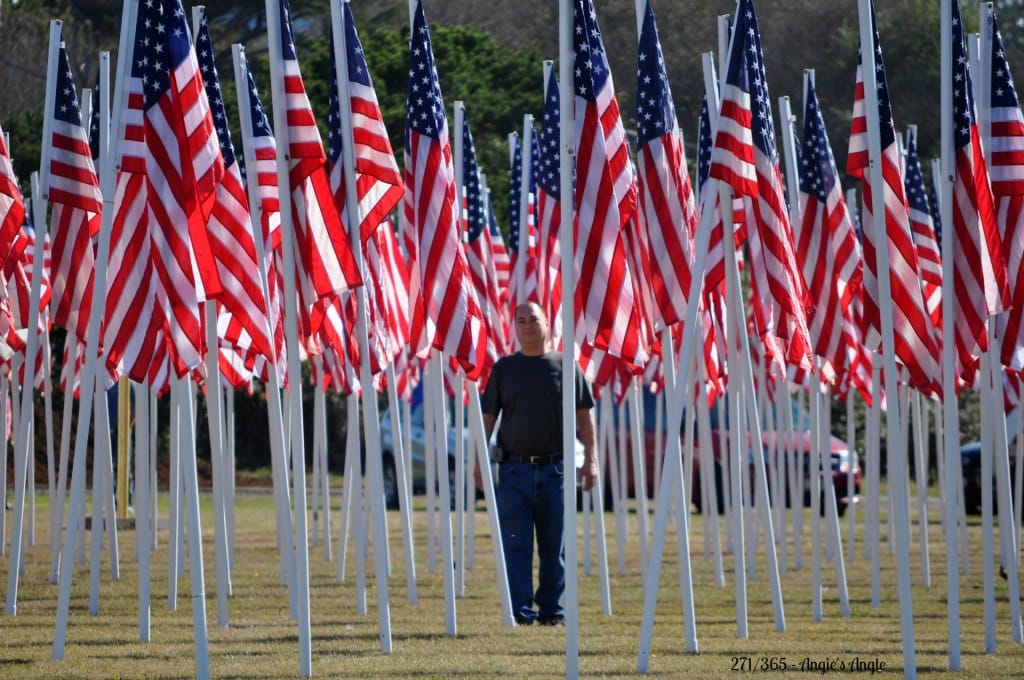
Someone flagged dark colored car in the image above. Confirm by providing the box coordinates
[601,391,861,516]
[960,441,1019,515]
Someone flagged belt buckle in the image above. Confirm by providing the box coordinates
[528,455,545,465]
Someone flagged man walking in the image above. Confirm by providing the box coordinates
[481,301,598,626]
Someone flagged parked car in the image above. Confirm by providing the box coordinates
[378,395,460,510]
[960,440,1019,516]
[602,390,861,516]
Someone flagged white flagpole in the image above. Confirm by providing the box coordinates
[516,116,534,306]
[977,2,1024,642]
[168,379,181,607]
[939,0,963,666]
[911,389,931,587]
[172,375,212,679]
[629,377,651,575]
[52,21,125,654]
[192,7,234,632]
[466,388,515,625]
[453,101,467,599]
[638,44,735,669]
[846,388,857,562]
[5,16,62,612]
[558,0,581,673]
[385,365,418,604]
[51,333,75,583]
[868,363,882,606]
[264,0,314,670]
[430,352,458,636]
[859,0,918,673]
[42,320,55,550]
[230,45,297,605]
[134,380,152,641]
[4,171,47,612]
[331,0,393,650]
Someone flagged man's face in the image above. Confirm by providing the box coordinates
[515,304,548,346]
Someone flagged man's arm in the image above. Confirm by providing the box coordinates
[482,413,496,443]
[576,408,598,492]
[475,413,498,491]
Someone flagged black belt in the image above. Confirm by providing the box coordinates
[505,452,562,465]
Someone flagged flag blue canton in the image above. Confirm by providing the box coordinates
[135,0,191,111]
[246,70,273,139]
[799,80,837,202]
[88,70,101,161]
[864,6,896,150]
[929,177,943,248]
[951,3,975,150]
[327,37,343,165]
[278,0,299,61]
[573,0,611,102]
[991,23,1020,108]
[509,135,523,251]
[463,115,487,243]
[327,2,376,166]
[903,133,931,216]
[405,0,446,141]
[635,1,674,147]
[727,0,777,160]
[536,70,561,200]
[488,193,501,237]
[194,10,236,167]
[54,45,83,127]
[697,96,712,190]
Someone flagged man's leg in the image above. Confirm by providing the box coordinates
[496,461,537,623]
[534,462,565,621]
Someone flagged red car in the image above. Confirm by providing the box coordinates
[599,391,861,516]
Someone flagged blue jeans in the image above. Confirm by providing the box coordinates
[496,460,565,622]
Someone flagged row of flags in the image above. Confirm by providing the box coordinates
[1,0,1024,414]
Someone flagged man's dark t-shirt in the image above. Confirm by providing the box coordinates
[481,351,595,457]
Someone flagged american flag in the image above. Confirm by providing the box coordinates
[709,0,812,373]
[463,113,507,381]
[573,0,647,369]
[237,63,286,381]
[365,219,411,373]
[988,13,1024,372]
[143,0,224,379]
[796,75,863,382]
[326,1,403,242]
[902,127,942,329]
[9,218,51,389]
[534,69,563,342]
[270,0,362,345]
[403,0,487,379]
[486,193,513,348]
[488,195,511,298]
[0,121,25,277]
[101,0,222,382]
[45,39,100,340]
[949,1,1009,375]
[194,9,274,370]
[696,96,726,296]
[508,132,539,307]
[846,3,939,393]
[635,0,698,332]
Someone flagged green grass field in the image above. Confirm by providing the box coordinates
[1,488,1023,678]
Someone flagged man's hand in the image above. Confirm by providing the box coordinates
[578,454,599,492]
[474,462,485,492]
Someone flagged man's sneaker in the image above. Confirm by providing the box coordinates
[514,615,536,626]
[538,615,565,626]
